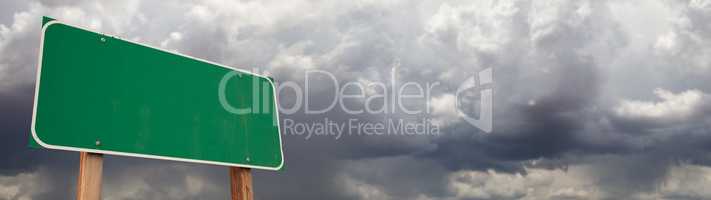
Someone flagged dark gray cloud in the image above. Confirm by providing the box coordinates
[2,0,711,200]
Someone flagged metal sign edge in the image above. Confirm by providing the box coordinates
[30,20,285,171]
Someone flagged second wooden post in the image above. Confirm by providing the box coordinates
[76,152,103,200]
[229,167,253,200]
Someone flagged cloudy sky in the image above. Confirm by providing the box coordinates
[2,0,711,199]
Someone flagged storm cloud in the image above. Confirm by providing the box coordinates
[1,0,711,200]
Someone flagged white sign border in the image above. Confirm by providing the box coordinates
[31,19,285,171]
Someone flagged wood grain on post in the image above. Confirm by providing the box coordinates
[76,152,103,200]
[230,167,253,200]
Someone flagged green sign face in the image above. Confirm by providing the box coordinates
[31,19,284,170]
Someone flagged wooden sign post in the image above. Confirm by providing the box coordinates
[230,167,254,200]
[74,153,255,200]
[76,152,103,200]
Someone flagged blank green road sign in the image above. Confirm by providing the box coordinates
[31,18,284,170]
